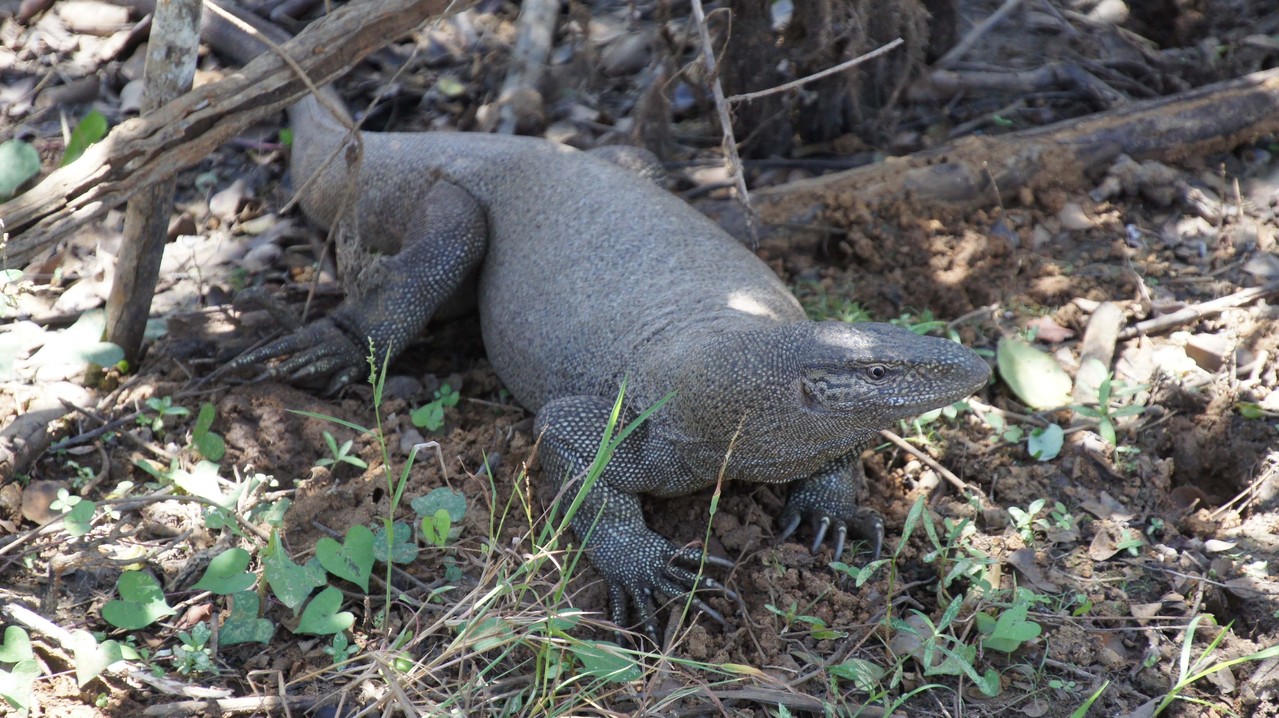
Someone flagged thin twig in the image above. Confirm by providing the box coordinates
[935,0,1026,69]
[1119,280,1279,339]
[688,0,756,246]
[726,38,904,103]
[878,429,982,500]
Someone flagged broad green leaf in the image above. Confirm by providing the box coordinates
[61,110,108,166]
[63,500,96,537]
[421,508,451,547]
[192,403,225,462]
[569,640,642,683]
[996,337,1072,409]
[171,461,229,507]
[981,600,1042,653]
[0,658,38,710]
[0,140,39,200]
[67,630,125,687]
[0,627,32,663]
[296,587,354,635]
[262,531,326,611]
[828,658,887,692]
[218,591,274,646]
[192,548,256,594]
[410,487,467,522]
[1027,424,1064,461]
[101,572,176,630]
[315,525,374,591]
[458,616,516,652]
[372,522,418,564]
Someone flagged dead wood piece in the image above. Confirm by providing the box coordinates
[755,66,1279,227]
[106,0,203,364]
[490,0,558,135]
[0,0,449,267]
[0,382,94,485]
[1118,280,1279,340]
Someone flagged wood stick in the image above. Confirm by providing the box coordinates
[0,0,448,266]
[754,67,1279,228]
[1118,280,1279,339]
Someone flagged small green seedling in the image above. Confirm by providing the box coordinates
[411,383,460,432]
[172,623,214,676]
[324,632,359,664]
[50,489,95,537]
[1072,374,1147,446]
[412,487,467,547]
[139,396,190,435]
[316,431,368,470]
[976,590,1043,653]
[315,525,375,592]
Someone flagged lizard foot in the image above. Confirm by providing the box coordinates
[779,487,885,562]
[227,316,367,395]
[592,527,737,644]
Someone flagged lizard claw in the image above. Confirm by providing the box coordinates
[228,315,367,394]
[780,481,884,562]
[594,532,736,645]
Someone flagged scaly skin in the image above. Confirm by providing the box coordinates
[187,1,991,640]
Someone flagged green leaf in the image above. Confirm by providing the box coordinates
[981,600,1042,653]
[997,337,1073,409]
[1027,424,1064,461]
[192,403,225,462]
[0,140,40,200]
[410,402,445,431]
[410,487,467,522]
[218,591,275,646]
[0,658,38,710]
[192,548,257,594]
[63,499,96,537]
[262,531,327,611]
[61,110,109,166]
[67,630,124,687]
[296,587,354,635]
[372,522,419,564]
[0,627,32,663]
[828,658,886,692]
[315,525,375,592]
[101,572,176,630]
[1236,401,1263,419]
[421,508,451,547]
[171,461,230,507]
[569,640,642,683]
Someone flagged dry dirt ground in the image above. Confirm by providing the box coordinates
[2,0,1279,716]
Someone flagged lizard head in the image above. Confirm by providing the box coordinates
[797,321,990,424]
[666,320,989,482]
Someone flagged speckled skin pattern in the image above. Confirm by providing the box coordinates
[208,10,991,636]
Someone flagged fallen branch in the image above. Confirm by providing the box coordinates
[754,67,1279,227]
[0,0,448,267]
[1118,280,1279,339]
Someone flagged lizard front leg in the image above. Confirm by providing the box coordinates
[535,396,735,642]
[779,456,885,561]
[229,180,487,393]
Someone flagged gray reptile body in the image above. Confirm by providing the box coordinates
[196,2,991,635]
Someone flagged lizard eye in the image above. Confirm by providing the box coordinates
[866,365,888,381]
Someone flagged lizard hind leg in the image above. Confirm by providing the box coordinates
[229,180,488,394]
